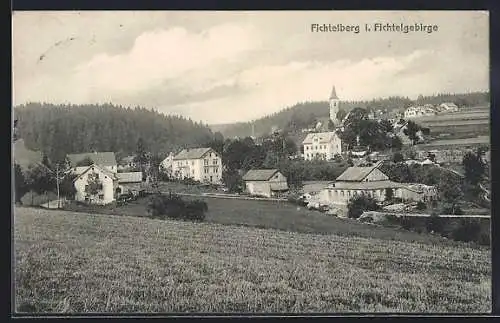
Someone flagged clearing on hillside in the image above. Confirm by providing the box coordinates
[14,207,491,313]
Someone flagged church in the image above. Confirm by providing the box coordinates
[302,86,343,161]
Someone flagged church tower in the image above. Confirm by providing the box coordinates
[329,85,340,126]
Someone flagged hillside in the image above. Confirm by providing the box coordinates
[15,207,490,313]
[14,103,216,163]
[210,92,489,139]
[13,139,42,170]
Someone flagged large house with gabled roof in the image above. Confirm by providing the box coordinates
[316,161,437,206]
[171,147,222,184]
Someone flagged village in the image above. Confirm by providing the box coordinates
[12,11,492,315]
[13,85,491,223]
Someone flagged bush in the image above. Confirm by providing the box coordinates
[425,213,445,234]
[416,201,427,210]
[147,193,208,222]
[347,195,380,219]
[452,219,482,243]
[441,204,464,215]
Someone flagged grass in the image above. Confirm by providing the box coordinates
[62,194,477,248]
[14,207,491,313]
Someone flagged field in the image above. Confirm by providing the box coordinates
[62,194,477,247]
[14,207,491,313]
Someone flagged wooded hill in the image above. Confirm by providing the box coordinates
[210,92,489,139]
[14,103,217,163]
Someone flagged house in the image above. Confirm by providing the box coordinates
[242,169,289,198]
[316,161,437,206]
[118,155,137,171]
[159,152,176,176]
[302,132,342,161]
[73,164,120,205]
[393,120,424,145]
[172,147,222,184]
[116,171,144,194]
[404,106,436,119]
[439,102,459,112]
[67,152,118,174]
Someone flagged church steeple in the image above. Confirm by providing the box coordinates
[329,85,338,100]
[329,85,340,127]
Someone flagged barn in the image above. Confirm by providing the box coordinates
[242,169,289,198]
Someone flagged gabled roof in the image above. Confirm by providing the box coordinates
[242,169,280,181]
[302,132,339,144]
[329,85,338,100]
[173,148,215,160]
[335,161,384,182]
[67,152,117,167]
[73,164,119,182]
[117,172,143,183]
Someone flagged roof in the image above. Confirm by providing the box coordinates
[73,164,119,182]
[330,180,402,190]
[329,85,338,100]
[335,161,384,182]
[117,172,143,183]
[242,169,280,181]
[67,152,117,167]
[302,132,339,144]
[173,148,214,160]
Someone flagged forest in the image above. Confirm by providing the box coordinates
[14,103,217,163]
[211,91,490,139]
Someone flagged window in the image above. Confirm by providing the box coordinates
[204,159,208,165]
[213,159,218,165]
[204,167,209,174]
[85,185,89,191]
[98,194,104,200]
[95,173,99,179]
[306,146,309,150]
[191,161,194,166]
[215,168,218,173]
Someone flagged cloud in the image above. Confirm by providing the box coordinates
[71,23,261,96]
[172,49,488,124]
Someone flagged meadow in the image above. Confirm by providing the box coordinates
[62,194,475,247]
[14,207,491,313]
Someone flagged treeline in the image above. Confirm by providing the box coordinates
[213,91,489,138]
[14,103,217,163]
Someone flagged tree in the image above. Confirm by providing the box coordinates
[385,188,394,202]
[379,119,394,134]
[222,169,243,193]
[336,109,347,123]
[390,136,403,151]
[463,150,486,186]
[59,173,78,200]
[134,137,148,173]
[438,176,464,215]
[327,119,335,131]
[14,164,27,203]
[347,195,380,219]
[392,152,404,163]
[84,173,103,204]
[403,120,421,145]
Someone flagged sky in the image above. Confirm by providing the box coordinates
[12,11,489,124]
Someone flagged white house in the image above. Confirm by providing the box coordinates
[404,106,436,119]
[439,102,459,112]
[73,164,119,205]
[242,169,289,198]
[159,152,176,177]
[67,152,118,174]
[172,147,222,184]
[302,132,342,161]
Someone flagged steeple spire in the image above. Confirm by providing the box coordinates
[329,85,338,100]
